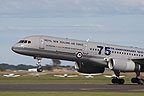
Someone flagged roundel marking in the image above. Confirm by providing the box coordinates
[76,52,83,58]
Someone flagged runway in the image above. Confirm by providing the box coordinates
[0,84,144,93]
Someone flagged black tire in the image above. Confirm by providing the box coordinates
[131,78,144,85]
[112,78,119,84]
[112,79,125,85]
[37,68,43,72]
[118,79,125,85]
[138,79,144,85]
[131,78,139,83]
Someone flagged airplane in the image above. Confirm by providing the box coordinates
[54,74,78,78]
[3,74,20,77]
[31,73,41,77]
[104,74,125,78]
[11,36,144,85]
[79,73,102,78]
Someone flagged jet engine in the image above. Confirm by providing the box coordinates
[107,58,140,72]
[75,62,105,74]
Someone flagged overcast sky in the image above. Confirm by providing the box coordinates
[1,0,144,66]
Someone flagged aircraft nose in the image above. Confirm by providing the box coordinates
[11,46,17,52]
[11,43,26,54]
[11,45,19,53]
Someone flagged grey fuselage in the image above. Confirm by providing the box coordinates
[12,36,144,72]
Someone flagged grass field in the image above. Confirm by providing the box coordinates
[0,71,143,96]
[0,71,136,84]
[0,74,132,84]
[0,92,143,96]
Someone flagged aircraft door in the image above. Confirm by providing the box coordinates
[39,39,45,49]
[83,43,88,55]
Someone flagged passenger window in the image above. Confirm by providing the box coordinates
[24,40,27,43]
[28,41,31,44]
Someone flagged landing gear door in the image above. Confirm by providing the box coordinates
[39,39,45,49]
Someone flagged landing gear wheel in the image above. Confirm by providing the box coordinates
[131,78,144,85]
[131,78,139,83]
[37,68,43,72]
[111,71,125,85]
[112,78,119,84]
[138,79,144,85]
[131,71,144,85]
[112,78,125,85]
[118,79,125,85]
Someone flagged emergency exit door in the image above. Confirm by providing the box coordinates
[39,39,45,49]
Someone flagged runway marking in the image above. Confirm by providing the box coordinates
[129,89,144,92]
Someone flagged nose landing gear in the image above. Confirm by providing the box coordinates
[35,57,43,72]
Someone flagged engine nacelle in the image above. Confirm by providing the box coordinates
[75,62,105,74]
[107,58,140,72]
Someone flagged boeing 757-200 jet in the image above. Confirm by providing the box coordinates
[12,36,144,84]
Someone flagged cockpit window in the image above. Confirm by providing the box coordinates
[19,40,24,43]
[18,40,31,44]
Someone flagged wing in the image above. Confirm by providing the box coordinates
[80,73,101,76]
[104,75,125,78]
[67,75,78,77]
[119,76,125,78]
[85,76,94,78]
[54,75,65,77]
[79,74,89,76]
[104,75,113,78]
[91,73,102,76]
[3,75,9,77]
[13,75,20,77]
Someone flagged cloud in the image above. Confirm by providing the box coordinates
[0,24,104,31]
[72,24,104,28]
[0,0,144,17]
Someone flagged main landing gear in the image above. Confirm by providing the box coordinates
[131,72,144,85]
[35,57,43,72]
[112,71,144,85]
[111,71,125,85]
